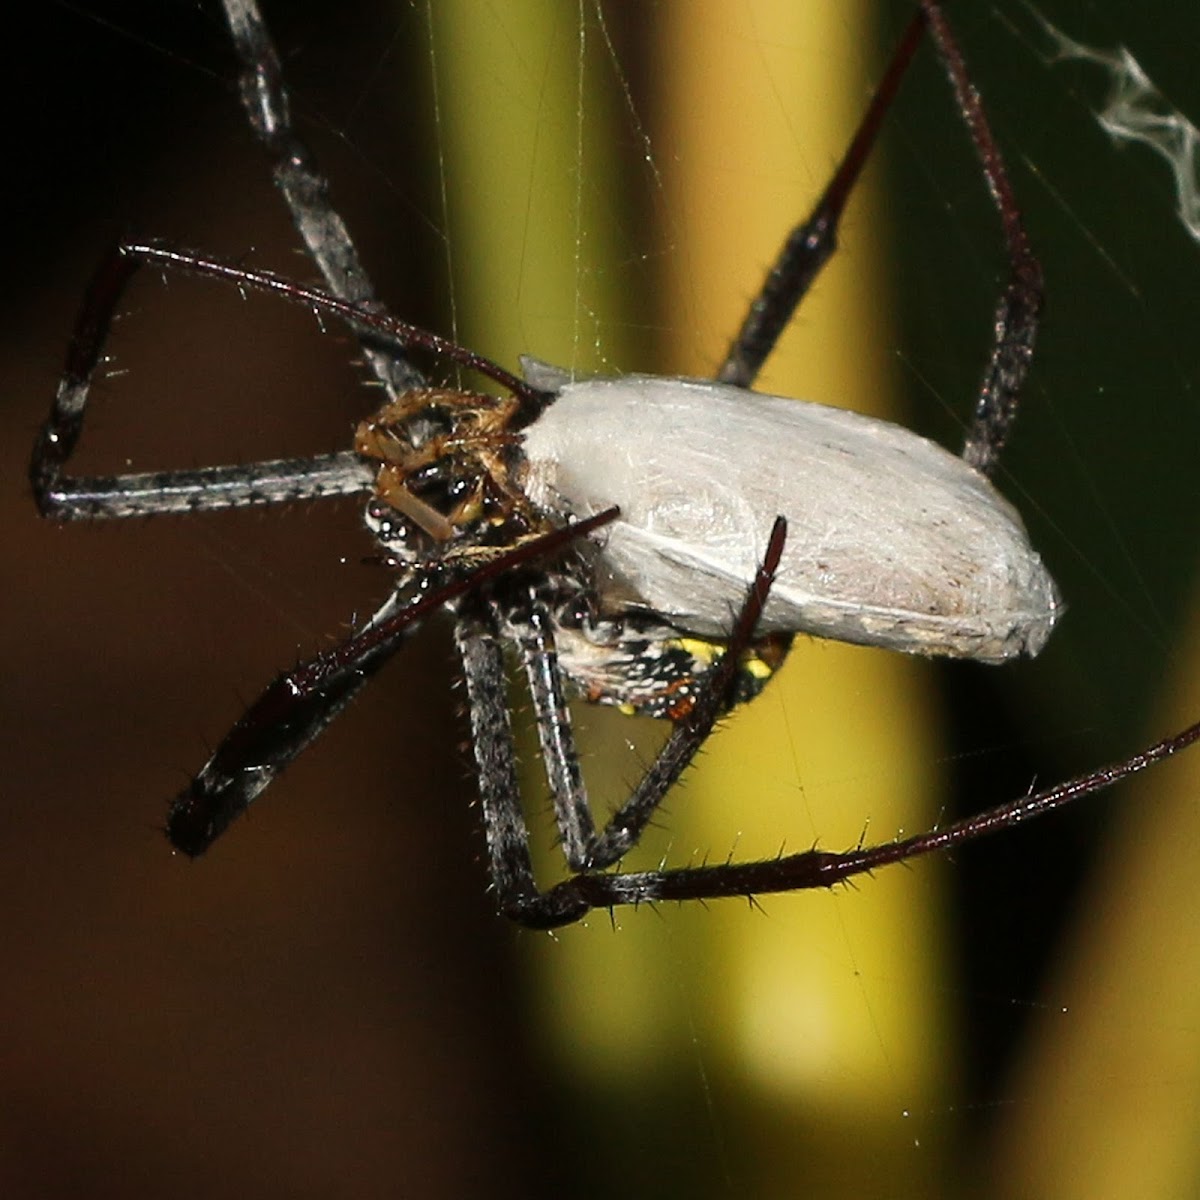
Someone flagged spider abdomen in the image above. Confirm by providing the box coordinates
[520,374,1063,664]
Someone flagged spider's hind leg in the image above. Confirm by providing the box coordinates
[919,2,1043,477]
[718,2,1043,480]
[715,9,926,389]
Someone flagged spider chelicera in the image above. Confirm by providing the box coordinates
[30,0,1200,929]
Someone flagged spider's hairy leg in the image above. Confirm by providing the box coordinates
[514,602,598,868]
[30,243,374,521]
[919,0,1043,475]
[468,518,788,930]
[552,713,1200,915]
[718,1,1042,480]
[123,243,548,410]
[716,9,927,388]
[167,510,618,857]
[455,624,570,922]
[504,526,789,884]
[218,0,423,398]
[168,590,406,856]
[582,518,790,870]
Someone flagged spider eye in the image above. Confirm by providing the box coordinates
[364,498,420,561]
[406,462,446,491]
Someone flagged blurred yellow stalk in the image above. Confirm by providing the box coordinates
[430,2,952,1194]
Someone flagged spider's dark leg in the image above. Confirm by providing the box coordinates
[168,588,408,855]
[220,0,423,398]
[583,520,788,870]
[716,10,927,388]
[514,604,597,868]
[509,580,788,876]
[475,518,786,929]
[30,244,373,520]
[169,508,619,858]
[921,1,1043,477]
[542,712,1200,916]
[718,2,1041,478]
[32,239,551,520]
[122,243,543,404]
[456,619,589,928]
[503,520,788,884]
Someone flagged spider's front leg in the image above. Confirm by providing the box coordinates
[167,587,413,855]
[30,243,374,522]
[167,510,620,857]
[31,237,546,524]
[218,0,422,398]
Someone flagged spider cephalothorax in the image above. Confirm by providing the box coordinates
[355,385,549,566]
[353,378,793,723]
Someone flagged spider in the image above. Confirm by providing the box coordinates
[30,0,1200,929]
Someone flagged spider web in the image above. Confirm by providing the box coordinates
[5,1,1200,1197]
